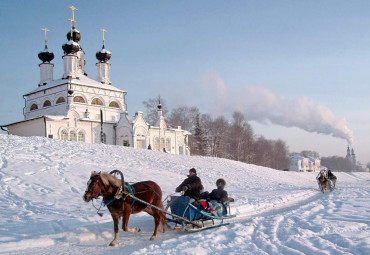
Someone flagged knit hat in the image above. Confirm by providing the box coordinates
[216,178,226,188]
[189,168,197,174]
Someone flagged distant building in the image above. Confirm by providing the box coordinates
[289,155,320,172]
[346,145,357,170]
[0,7,190,155]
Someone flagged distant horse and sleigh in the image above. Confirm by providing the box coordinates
[83,170,234,246]
[316,169,337,193]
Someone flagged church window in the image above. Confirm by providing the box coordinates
[43,100,51,107]
[61,130,68,140]
[179,146,184,155]
[154,137,160,151]
[161,138,165,151]
[69,131,77,141]
[78,131,85,142]
[92,98,103,106]
[56,97,66,104]
[109,101,120,108]
[73,96,86,103]
[30,104,38,111]
[166,138,171,152]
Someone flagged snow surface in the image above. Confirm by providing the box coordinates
[0,134,369,255]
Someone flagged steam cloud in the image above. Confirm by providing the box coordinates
[192,73,354,146]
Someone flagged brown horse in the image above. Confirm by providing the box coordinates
[317,173,328,193]
[83,171,166,246]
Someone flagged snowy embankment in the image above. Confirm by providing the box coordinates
[0,134,369,255]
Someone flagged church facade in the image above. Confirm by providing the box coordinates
[2,9,191,155]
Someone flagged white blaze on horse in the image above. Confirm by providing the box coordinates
[316,170,329,193]
[83,171,166,246]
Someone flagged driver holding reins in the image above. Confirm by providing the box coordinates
[175,168,203,203]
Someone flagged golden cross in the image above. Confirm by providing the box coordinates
[41,27,50,46]
[69,5,77,26]
[68,18,75,38]
[100,28,107,46]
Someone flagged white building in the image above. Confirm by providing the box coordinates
[289,155,320,172]
[1,10,190,155]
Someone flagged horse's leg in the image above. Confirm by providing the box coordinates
[150,210,161,240]
[144,207,165,234]
[122,208,141,233]
[109,214,120,247]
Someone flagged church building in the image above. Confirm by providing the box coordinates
[1,7,191,155]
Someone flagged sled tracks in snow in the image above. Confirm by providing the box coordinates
[230,189,322,224]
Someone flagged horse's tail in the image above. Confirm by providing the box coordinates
[158,199,167,232]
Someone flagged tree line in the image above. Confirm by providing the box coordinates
[143,96,289,170]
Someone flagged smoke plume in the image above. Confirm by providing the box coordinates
[192,73,354,146]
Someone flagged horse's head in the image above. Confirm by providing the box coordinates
[83,171,104,202]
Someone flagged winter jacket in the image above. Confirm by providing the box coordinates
[210,188,228,203]
[328,171,337,180]
[175,175,202,200]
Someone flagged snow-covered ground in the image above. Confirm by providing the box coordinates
[0,134,369,255]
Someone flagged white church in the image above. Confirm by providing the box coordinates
[1,7,191,155]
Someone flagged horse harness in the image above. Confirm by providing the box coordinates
[103,182,136,207]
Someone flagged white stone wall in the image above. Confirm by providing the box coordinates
[25,84,69,120]
[7,118,46,137]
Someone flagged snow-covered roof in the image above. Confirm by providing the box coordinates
[24,74,125,96]
[289,155,306,160]
[1,115,68,127]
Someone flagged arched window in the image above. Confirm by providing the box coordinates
[56,97,66,104]
[73,96,85,103]
[166,138,171,152]
[92,98,103,106]
[30,104,38,111]
[109,101,120,108]
[154,137,160,151]
[69,131,77,141]
[43,100,51,107]
[78,131,85,142]
[61,130,68,140]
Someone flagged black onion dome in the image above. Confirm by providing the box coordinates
[66,27,81,42]
[96,45,111,62]
[157,103,162,110]
[38,46,54,62]
[62,40,80,54]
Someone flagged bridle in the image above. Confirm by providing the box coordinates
[85,175,103,200]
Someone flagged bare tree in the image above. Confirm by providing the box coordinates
[142,95,168,126]
[167,106,199,131]
[321,156,353,171]
[251,136,273,167]
[226,111,254,162]
[205,115,230,158]
[300,150,320,159]
[271,140,289,170]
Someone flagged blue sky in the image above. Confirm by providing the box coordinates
[0,1,369,165]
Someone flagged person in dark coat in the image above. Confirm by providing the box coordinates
[175,168,202,201]
[327,169,337,190]
[210,178,234,203]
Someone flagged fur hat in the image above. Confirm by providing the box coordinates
[189,168,197,174]
[216,178,226,188]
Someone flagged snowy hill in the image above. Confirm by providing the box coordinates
[0,134,369,254]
